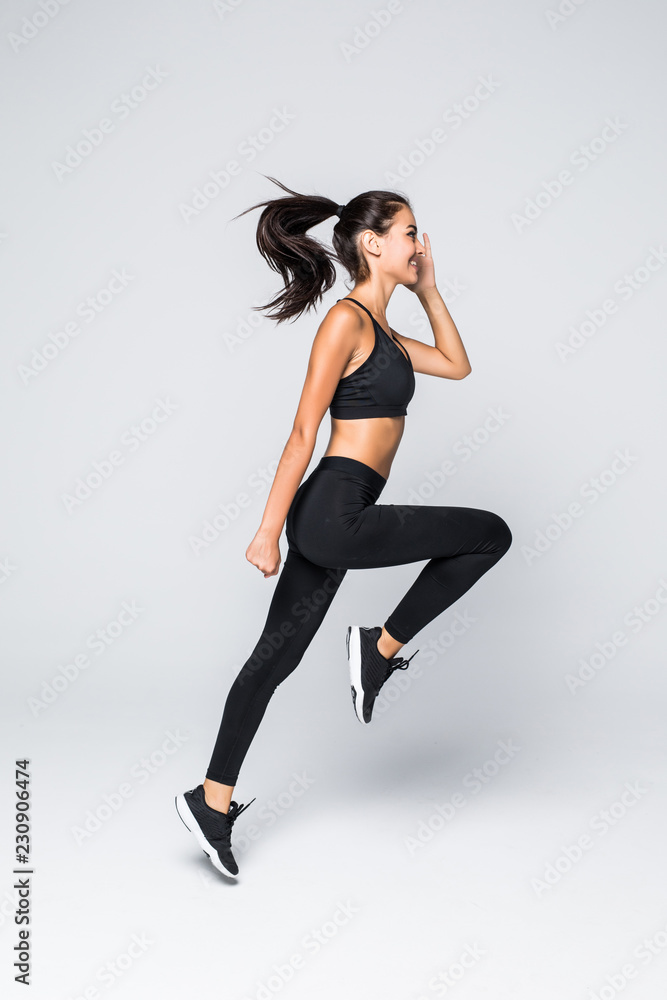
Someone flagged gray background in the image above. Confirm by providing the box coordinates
[1,0,666,997]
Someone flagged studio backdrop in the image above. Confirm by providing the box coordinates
[1,1,666,998]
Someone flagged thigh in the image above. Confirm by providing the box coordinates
[353,501,512,566]
[265,547,348,640]
[292,479,509,570]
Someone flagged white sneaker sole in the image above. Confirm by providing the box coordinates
[174,792,238,878]
[347,625,367,725]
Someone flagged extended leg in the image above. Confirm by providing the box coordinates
[205,548,348,787]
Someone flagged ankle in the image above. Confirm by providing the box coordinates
[203,778,233,814]
[204,793,229,814]
[376,627,403,661]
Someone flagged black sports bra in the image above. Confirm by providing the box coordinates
[329,298,415,419]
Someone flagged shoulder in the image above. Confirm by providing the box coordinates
[312,299,365,351]
[324,298,366,329]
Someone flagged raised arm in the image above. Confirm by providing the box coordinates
[391,287,472,380]
[393,231,472,380]
[245,306,359,578]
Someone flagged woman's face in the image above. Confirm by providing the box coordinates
[376,205,425,285]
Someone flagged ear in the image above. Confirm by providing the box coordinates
[360,230,382,257]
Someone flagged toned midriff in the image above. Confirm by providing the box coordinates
[322,414,405,481]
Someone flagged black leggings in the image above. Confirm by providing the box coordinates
[206,455,512,785]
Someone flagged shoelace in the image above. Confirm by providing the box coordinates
[383,647,419,684]
[225,798,256,826]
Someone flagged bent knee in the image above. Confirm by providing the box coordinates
[492,513,512,553]
[476,509,511,554]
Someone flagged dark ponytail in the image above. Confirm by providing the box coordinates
[232,174,412,324]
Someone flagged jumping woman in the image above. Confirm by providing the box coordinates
[175,177,512,878]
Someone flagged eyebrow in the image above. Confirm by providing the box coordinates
[407,224,417,231]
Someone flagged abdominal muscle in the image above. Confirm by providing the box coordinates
[322,415,405,480]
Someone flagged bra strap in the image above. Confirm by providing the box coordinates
[337,298,410,365]
[337,297,376,325]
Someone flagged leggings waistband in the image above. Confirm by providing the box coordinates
[315,455,387,492]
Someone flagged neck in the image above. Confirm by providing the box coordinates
[348,282,396,319]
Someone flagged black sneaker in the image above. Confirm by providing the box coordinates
[347,625,419,724]
[175,784,255,878]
